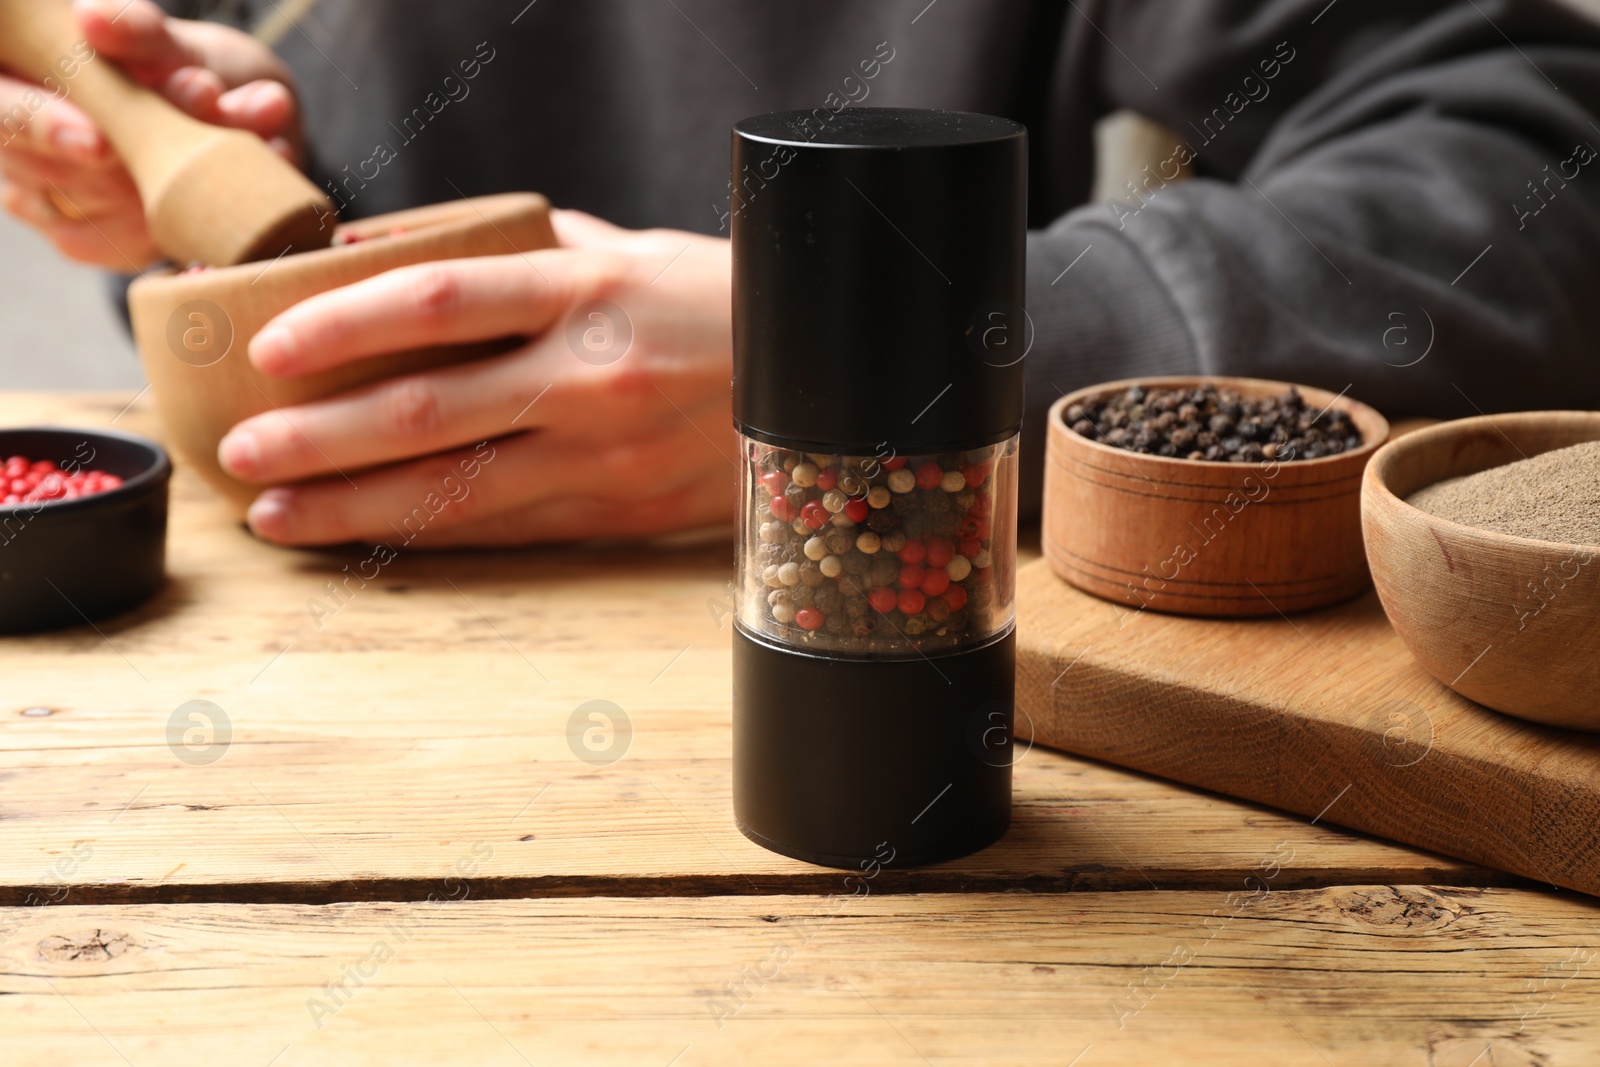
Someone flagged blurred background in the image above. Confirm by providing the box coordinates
[0,111,1181,391]
[2,0,1596,393]
[0,211,143,390]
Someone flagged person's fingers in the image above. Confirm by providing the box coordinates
[160,65,225,122]
[248,254,582,377]
[1,184,59,226]
[0,74,108,164]
[265,135,296,163]
[218,345,552,484]
[1,184,156,267]
[550,208,635,250]
[74,0,205,86]
[215,80,297,139]
[0,147,140,215]
[243,422,735,547]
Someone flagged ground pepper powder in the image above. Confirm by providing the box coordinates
[1407,440,1600,545]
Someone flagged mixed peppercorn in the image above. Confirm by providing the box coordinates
[744,445,1009,653]
[1,455,123,506]
[1065,384,1363,462]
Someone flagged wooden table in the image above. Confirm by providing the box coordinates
[3,393,1597,1066]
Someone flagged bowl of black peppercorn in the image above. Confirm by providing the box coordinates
[0,426,171,634]
[1043,376,1389,616]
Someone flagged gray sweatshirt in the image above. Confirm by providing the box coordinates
[173,0,1600,514]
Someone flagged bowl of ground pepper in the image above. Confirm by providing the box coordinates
[1045,376,1389,616]
[1362,411,1600,730]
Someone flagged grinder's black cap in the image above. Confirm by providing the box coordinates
[731,107,1027,454]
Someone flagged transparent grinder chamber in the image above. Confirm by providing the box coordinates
[737,437,1017,657]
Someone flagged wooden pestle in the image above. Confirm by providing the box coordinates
[0,0,335,265]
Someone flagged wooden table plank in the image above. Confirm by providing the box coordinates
[2,888,1596,1066]
[1,650,1507,902]
[0,393,1504,901]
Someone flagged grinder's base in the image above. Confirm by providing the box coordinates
[732,623,1015,870]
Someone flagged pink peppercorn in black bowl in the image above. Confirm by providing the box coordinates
[0,426,171,634]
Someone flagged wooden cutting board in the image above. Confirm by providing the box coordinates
[1015,558,1600,897]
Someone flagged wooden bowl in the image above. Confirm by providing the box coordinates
[127,192,556,515]
[1044,376,1390,616]
[1362,412,1600,730]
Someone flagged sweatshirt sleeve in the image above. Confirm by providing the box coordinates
[1019,0,1600,516]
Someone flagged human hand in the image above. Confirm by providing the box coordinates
[0,0,303,269]
[218,209,737,547]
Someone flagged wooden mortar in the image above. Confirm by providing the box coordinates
[127,192,556,515]
[1044,375,1390,617]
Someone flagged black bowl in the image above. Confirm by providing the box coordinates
[0,426,171,634]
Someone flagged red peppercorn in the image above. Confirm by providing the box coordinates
[943,586,968,611]
[769,497,795,522]
[962,462,991,489]
[969,493,990,517]
[760,470,790,496]
[815,466,838,491]
[867,587,899,614]
[924,536,955,567]
[844,498,869,523]
[897,589,926,615]
[0,456,124,506]
[882,456,907,471]
[973,566,993,586]
[795,608,825,631]
[915,461,943,490]
[921,569,950,597]
[897,538,926,564]
[958,537,982,559]
[800,501,830,529]
[898,564,924,590]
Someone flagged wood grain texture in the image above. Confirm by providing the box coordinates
[0,394,1498,904]
[1016,557,1600,897]
[1364,411,1600,730]
[2,888,1597,1066]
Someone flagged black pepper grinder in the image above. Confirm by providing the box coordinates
[731,108,1027,869]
